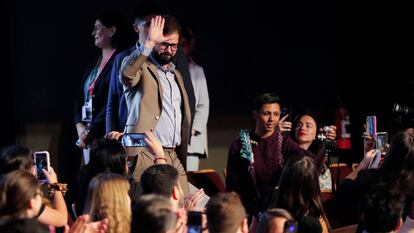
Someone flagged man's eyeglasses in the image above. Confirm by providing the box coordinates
[158,42,179,51]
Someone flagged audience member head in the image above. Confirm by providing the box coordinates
[252,93,281,137]
[181,21,198,59]
[292,111,321,150]
[161,15,181,38]
[206,192,248,233]
[0,217,48,233]
[291,111,326,171]
[271,155,328,225]
[0,145,32,175]
[141,164,183,209]
[361,183,404,233]
[151,15,182,66]
[255,208,296,233]
[380,131,414,186]
[84,173,131,233]
[405,127,414,137]
[87,138,128,176]
[132,14,153,45]
[131,4,161,40]
[0,170,42,218]
[131,194,177,233]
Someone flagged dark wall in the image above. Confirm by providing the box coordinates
[338,3,412,124]
[5,0,337,123]
[1,0,15,148]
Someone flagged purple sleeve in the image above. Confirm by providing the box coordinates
[225,139,243,193]
[282,135,315,161]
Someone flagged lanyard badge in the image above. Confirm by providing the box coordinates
[82,97,93,122]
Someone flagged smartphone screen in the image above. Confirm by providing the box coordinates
[121,133,148,147]
[366,115,377,138]
[281,107,292,122]
[284,220,298,233]
[376,132,388,154]
[34,151,50,180]
[187,211,202,233]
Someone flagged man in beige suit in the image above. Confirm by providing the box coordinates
[120,15,191,194]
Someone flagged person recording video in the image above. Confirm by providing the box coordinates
[289,111,337,191]
[226,93,336,220]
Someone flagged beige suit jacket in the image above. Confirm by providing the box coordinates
[121,52,191,168]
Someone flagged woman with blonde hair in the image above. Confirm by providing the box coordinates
[83,173,131,233]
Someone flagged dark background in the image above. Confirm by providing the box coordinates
[1,0,412,203]
[2,0,338,120]
[3,0,412,135]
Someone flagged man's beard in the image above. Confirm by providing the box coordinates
[152,51,174,65]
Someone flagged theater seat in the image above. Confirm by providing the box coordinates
[187,169,226,197]
[329,163,353,191]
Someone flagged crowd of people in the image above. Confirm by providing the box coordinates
[1,9,414,233]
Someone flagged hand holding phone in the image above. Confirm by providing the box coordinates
[376,132,388,154]
[368,149,382,169]
[33,151,50,181]
[281,107,292,122]
[143,130,165,157]
[187,183,209,210]
[279,108,292,134]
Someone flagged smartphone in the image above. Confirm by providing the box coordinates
[71,203,78,219]
[284,220,298,233]
[281,107,292,122]
[376,132,388,168]
[187,211,202,233]
[33,151,50,181]
[366,115,377,138]
[376,132,388,154]
[121,133,148,147]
